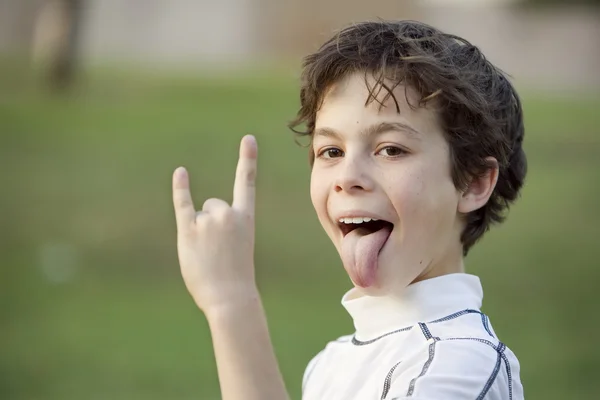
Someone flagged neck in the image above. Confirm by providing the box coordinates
[414,233,467,283]
[342,273,484,341]
[414,256,465,285]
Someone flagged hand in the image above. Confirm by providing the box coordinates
[172,135,259,315]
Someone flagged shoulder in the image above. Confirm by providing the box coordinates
[384,337,524,400]
[301,334,353,392]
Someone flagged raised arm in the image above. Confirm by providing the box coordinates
[172,135,289,400]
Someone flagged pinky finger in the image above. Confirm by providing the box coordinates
[172,167,196,231]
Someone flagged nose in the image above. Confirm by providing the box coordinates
[334,156,374,194]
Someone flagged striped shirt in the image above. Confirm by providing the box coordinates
[301,273,524,399]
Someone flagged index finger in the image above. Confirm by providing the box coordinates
[232,135,258,214]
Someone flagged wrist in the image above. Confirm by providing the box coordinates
[202,285,263,323]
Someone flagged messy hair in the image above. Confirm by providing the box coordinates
[288,20,527,255]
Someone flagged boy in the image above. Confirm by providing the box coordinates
[172,20,526,400]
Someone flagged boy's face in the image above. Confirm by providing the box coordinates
[310,72,465,295]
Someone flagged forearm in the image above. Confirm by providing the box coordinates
[172,138,288,399]
[206,289,290,400]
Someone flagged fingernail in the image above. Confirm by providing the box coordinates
[245,134,257,146]
[243,135,258,158]
[175,167,187,178]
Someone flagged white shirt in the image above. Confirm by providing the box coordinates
[301,273,524,399]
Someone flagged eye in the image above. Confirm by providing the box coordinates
[318,147,344,159]
[377,146,406,157]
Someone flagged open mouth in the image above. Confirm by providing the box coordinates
[338,218,394,237]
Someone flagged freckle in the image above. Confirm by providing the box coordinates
[420,260,423,264]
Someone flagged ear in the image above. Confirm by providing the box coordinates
[458,157,499,214]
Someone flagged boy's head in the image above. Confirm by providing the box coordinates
[289,20,527,293]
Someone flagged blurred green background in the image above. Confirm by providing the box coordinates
[2,61,600,400]
[2,1,600,399]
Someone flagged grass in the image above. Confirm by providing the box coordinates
[1,61,599,399]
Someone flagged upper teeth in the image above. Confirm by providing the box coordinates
[339,217,378,224]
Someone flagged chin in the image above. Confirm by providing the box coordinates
[368,254,427,294]
[352,282,388,297]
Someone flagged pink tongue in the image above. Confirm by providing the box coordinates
[341,226,392,288]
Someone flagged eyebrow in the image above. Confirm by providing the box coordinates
[313,122,421,140]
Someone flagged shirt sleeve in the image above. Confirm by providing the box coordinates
[382,338,522,400]
[302,350,324,394]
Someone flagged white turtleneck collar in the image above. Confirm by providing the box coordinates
[341,273,484,341]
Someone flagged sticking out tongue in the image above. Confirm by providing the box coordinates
[341,225,392,288]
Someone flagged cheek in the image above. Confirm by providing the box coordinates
[389,173,426,217]
[310,168,328,216]
[389,167,457,226]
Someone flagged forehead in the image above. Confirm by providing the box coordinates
[315,72,441,137]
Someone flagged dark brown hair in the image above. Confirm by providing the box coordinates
[288,20,527,255]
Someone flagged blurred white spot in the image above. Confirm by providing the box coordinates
[39,242,80,284]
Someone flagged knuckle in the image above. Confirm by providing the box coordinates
[194,213,209,229]
[245,169,256,184]
[217,207,236,223]
[202,198,216,210]
[195,210,208,222]
[238,167,256,185]
[176,197,192,209]
[203,197,229,212]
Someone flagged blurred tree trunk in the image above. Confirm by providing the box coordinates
[33,0,83,91]
[50,0,82,90]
